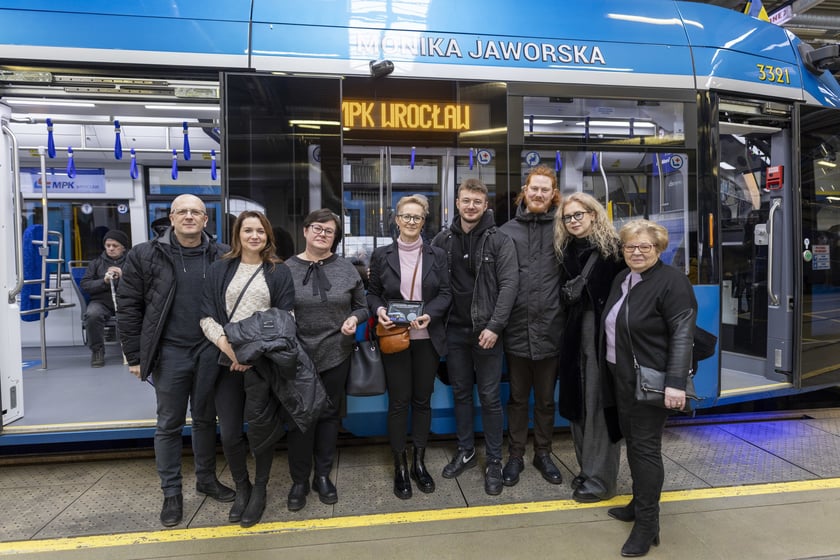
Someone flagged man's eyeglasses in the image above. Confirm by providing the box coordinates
[623,243,654,254]
[561,211,590,224]
[458,198,486,207]
[308,224,336,237]
[398,214,425,224]
[172,208,206,217]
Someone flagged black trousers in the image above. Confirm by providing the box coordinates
[506,354,558,456]
[286,358,350,484]
[381,338,439,452]
[609,362,670,524]
[214,358,275,487]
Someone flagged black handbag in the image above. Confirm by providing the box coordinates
[346,332,386,396]
[560,251,599,305]
[624,287,698,409]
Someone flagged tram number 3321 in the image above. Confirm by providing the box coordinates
[756,64,792,84]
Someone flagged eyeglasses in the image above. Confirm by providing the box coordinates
[561,211,590,224]
[172,208,206,217]
[398,214,425,224]
[308,224,336,237]
[623,243,654,254]
[458,198,486,207]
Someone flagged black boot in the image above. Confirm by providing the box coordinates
[620,519,660,557]
[392,450,412,500]
[608,499,636,522]
[240,483,267,528]
[228,481,252,523]
[410,446,435,493]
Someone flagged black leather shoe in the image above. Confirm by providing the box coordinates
[571,475,586,490]
[573,487,606,503]
[312,475,338,505]
[410,447,435,493]
[287,482,310,511]
[160,494,183,527]
[196,479,236,502]
[484,460,503,496]
[608,501,636,522]
[621,525,660,557]
[532,453,563,484]
[442,448,477,479]
[91,348,105,368]
[502,455,524,487]
[393,450,412,500]
[228,481,252,523]
[240,484,267,528]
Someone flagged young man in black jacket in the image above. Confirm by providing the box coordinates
[432,179,518,495]
[118,194,234,527]
[80,229,128,367]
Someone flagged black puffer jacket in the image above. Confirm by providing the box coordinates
[224,308,328,453]
[499,203,564,360]
[80,251,126,311]
[117,228,226,380]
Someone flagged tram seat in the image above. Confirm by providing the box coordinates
[69,263,118,346]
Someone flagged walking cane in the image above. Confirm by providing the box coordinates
[107,271,129,365]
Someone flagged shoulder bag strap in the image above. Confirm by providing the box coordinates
[229,265,263,320]
[623,275,639,368]
[580,250,599,280]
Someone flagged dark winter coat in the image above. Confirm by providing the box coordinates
[117,228,227,381]
[431,212,519,334]
[602,260,697,403]
[366,241,452,357]
[223,308,328,452]
[499,203,564,360]
[558,237,625,421]
[80,251,126,311]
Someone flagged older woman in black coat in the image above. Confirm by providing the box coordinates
[602,219,697,557]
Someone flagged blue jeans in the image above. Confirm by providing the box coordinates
[152,343,219,497]
[445,325,504,461]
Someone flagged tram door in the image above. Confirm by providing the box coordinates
[340,146,461,260]
[798,105,840,388]
[717,98,795,391]
[0,103,24,426]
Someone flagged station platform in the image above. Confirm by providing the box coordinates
[2,409,840,559]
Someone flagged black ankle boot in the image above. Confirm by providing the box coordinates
[393,450,412,500]
[608,499,636,522]
[228,480,252,523]
[410,446,436,493]
[240,484,267,528]
[620,520,660,557]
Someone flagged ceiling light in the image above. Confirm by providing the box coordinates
[289,120,340,126]
[7,99,96,108]
[144,104,218,111]
[575,120,656,128]
[817,159,837,168]
[720,162,736,170]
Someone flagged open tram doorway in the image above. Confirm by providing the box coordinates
[716,97,796,395]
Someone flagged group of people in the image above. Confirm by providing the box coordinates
[108,166,698,557]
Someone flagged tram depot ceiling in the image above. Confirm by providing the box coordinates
[4,1,840,163]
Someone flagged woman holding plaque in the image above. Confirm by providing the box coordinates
[367,194,451,499]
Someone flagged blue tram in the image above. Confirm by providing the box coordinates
[1,0,839,448]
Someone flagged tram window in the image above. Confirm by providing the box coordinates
[22,200,131,264]
[520,96,687,145]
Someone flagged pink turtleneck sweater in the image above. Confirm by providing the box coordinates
[397,237,429,340]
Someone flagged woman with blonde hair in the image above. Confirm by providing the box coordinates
[367,194,451,499]
[554,192,625,504]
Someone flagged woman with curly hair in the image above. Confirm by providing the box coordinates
[554,192,625,503]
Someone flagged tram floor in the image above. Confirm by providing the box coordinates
[3,409,840,559]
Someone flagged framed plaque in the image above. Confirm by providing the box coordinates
[386,300,425,325]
